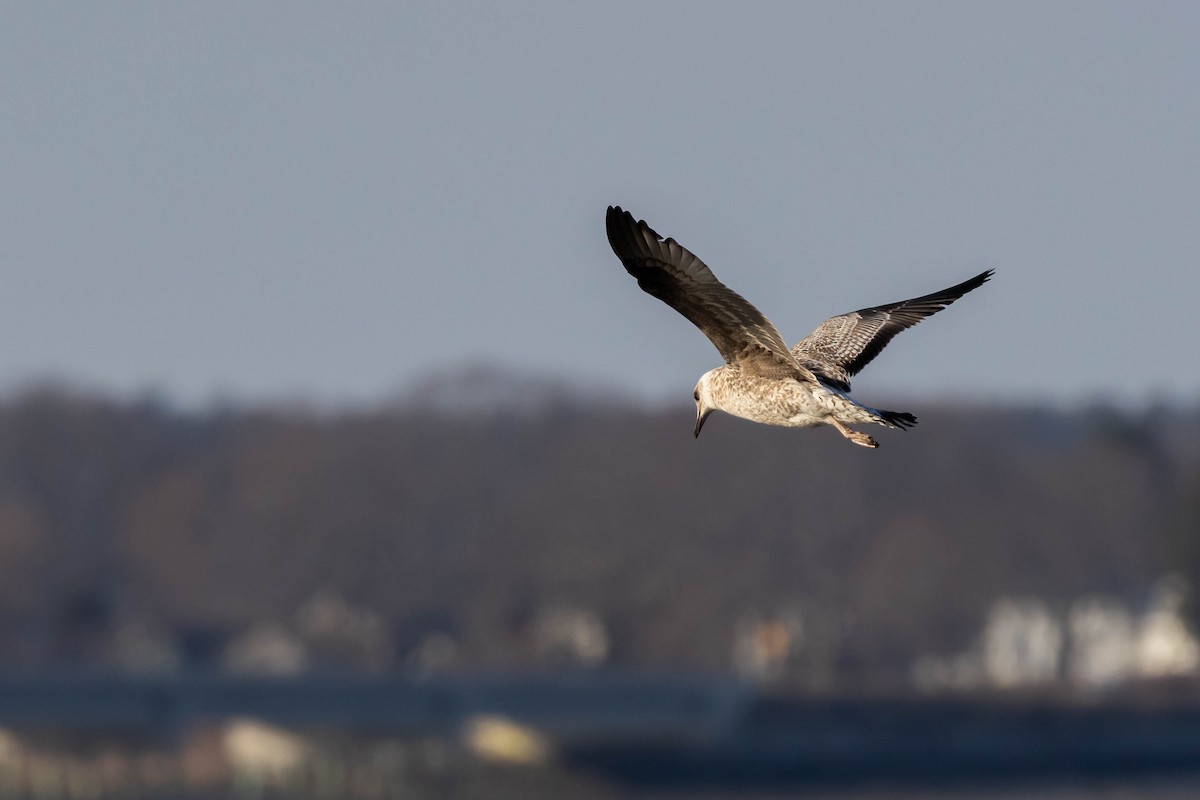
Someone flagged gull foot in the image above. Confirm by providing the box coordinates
[847,431,878,448]
[832,420,879,448]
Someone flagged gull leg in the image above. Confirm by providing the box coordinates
[831,419,878,448]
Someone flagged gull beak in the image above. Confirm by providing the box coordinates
[694,407,712,438]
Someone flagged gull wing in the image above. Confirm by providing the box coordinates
[606,206,813,381]
[792,269,993,390]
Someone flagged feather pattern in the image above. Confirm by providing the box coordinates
[792,270,993,390]
[605,204,993,448]
[606,207,814,382]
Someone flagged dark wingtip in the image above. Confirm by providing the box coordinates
[954,268,994,298]
[605,205,626,235]
[606,206,666,257]
[606,206,635,256]
[605,205,630,231]
[880,410,918,430]
[941,268,994,300]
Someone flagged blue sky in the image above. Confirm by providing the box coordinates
[3,3,1197,408]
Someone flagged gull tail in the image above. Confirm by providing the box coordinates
[878,409,918,430]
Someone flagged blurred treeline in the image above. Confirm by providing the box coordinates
[0,375,1198,686]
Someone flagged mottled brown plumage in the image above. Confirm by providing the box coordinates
[791,270,992,391]
[605,206,991,446]
[604,206,813,382]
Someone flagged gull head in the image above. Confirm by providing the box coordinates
[693,370,720,438]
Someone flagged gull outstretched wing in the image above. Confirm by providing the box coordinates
[792,269,993,390]
[607,206,814,382]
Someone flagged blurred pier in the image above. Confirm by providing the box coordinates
[2,673,1200,791]
[0,672,743,743]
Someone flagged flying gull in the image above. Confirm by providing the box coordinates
[606,206,992,447]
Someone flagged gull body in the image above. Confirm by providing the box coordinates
[606,206,992,447]
[693,367,900,445]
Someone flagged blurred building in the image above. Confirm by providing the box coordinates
[914,579,1200,692]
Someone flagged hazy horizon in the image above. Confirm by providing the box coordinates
[4,3,1198,409]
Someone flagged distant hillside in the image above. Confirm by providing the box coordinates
[0,385,1196,688]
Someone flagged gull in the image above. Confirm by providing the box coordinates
[606,206,992,447]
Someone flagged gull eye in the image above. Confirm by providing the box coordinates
[693,390,700,402]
